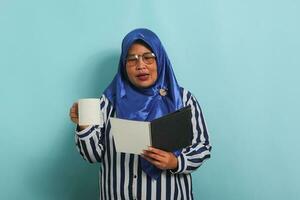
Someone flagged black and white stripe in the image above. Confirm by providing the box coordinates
[75,88,211,200]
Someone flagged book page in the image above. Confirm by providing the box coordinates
[110,117,151,155]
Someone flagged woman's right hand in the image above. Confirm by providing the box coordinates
[69,102,88,130]
[69,102,79,124]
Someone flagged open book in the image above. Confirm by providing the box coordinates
[110,106,193,154]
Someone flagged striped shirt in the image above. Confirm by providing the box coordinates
[75,88,211,200]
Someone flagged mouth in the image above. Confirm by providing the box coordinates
[136,73,150,81]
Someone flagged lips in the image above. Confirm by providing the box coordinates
[136,73,149,81]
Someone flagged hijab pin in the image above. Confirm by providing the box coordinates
[159,88,167,96]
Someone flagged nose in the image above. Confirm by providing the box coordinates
[136,56,146,70]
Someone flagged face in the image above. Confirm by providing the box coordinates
[125,43,158,89]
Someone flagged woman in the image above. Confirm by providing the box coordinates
[69,28,211,200]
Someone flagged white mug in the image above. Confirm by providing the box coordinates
[78,98,102,126]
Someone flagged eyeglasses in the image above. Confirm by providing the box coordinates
[126,52,156,67]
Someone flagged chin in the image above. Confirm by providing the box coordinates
[134,81,154,89]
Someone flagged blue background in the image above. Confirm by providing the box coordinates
[1,0,299,199]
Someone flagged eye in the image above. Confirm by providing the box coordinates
[143,53,156,60]
[127,55,138,61]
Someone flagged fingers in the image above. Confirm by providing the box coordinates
[69,103,78,115]
[141,154,167,169]
[141,147,177,170]
[70,102,78,113]
[142,149,165,162]
[69,112,78,118]
[147,147,166,155]
[69,102,79,124]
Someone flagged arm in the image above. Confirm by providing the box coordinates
[75,125,104,163]
[73,95,111,163]
[171,92,211,174]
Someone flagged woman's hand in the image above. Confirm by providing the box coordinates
[141,147,178,170]
[69,102,79,124]
[69,102,88,130]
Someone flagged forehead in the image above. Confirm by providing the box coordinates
[127,43,153,54]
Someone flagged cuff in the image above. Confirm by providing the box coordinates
[169,153,185,174]
[75,125,96,138]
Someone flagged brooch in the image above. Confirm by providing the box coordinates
[159,88,167,96]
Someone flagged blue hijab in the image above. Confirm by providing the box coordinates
[104,28,183,179]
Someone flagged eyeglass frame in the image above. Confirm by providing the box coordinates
[125,52,156,67]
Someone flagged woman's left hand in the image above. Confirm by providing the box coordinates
[141,147,178,170]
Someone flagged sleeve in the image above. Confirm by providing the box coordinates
[171,90,212,174]
[74,95,111,163]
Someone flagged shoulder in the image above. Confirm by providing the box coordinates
[180,87,199,106]
[99,94,116,119]
[100,94,114,109]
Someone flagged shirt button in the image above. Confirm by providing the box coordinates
[134,175,137,178]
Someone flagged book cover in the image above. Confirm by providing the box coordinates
[150,106,193,152]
